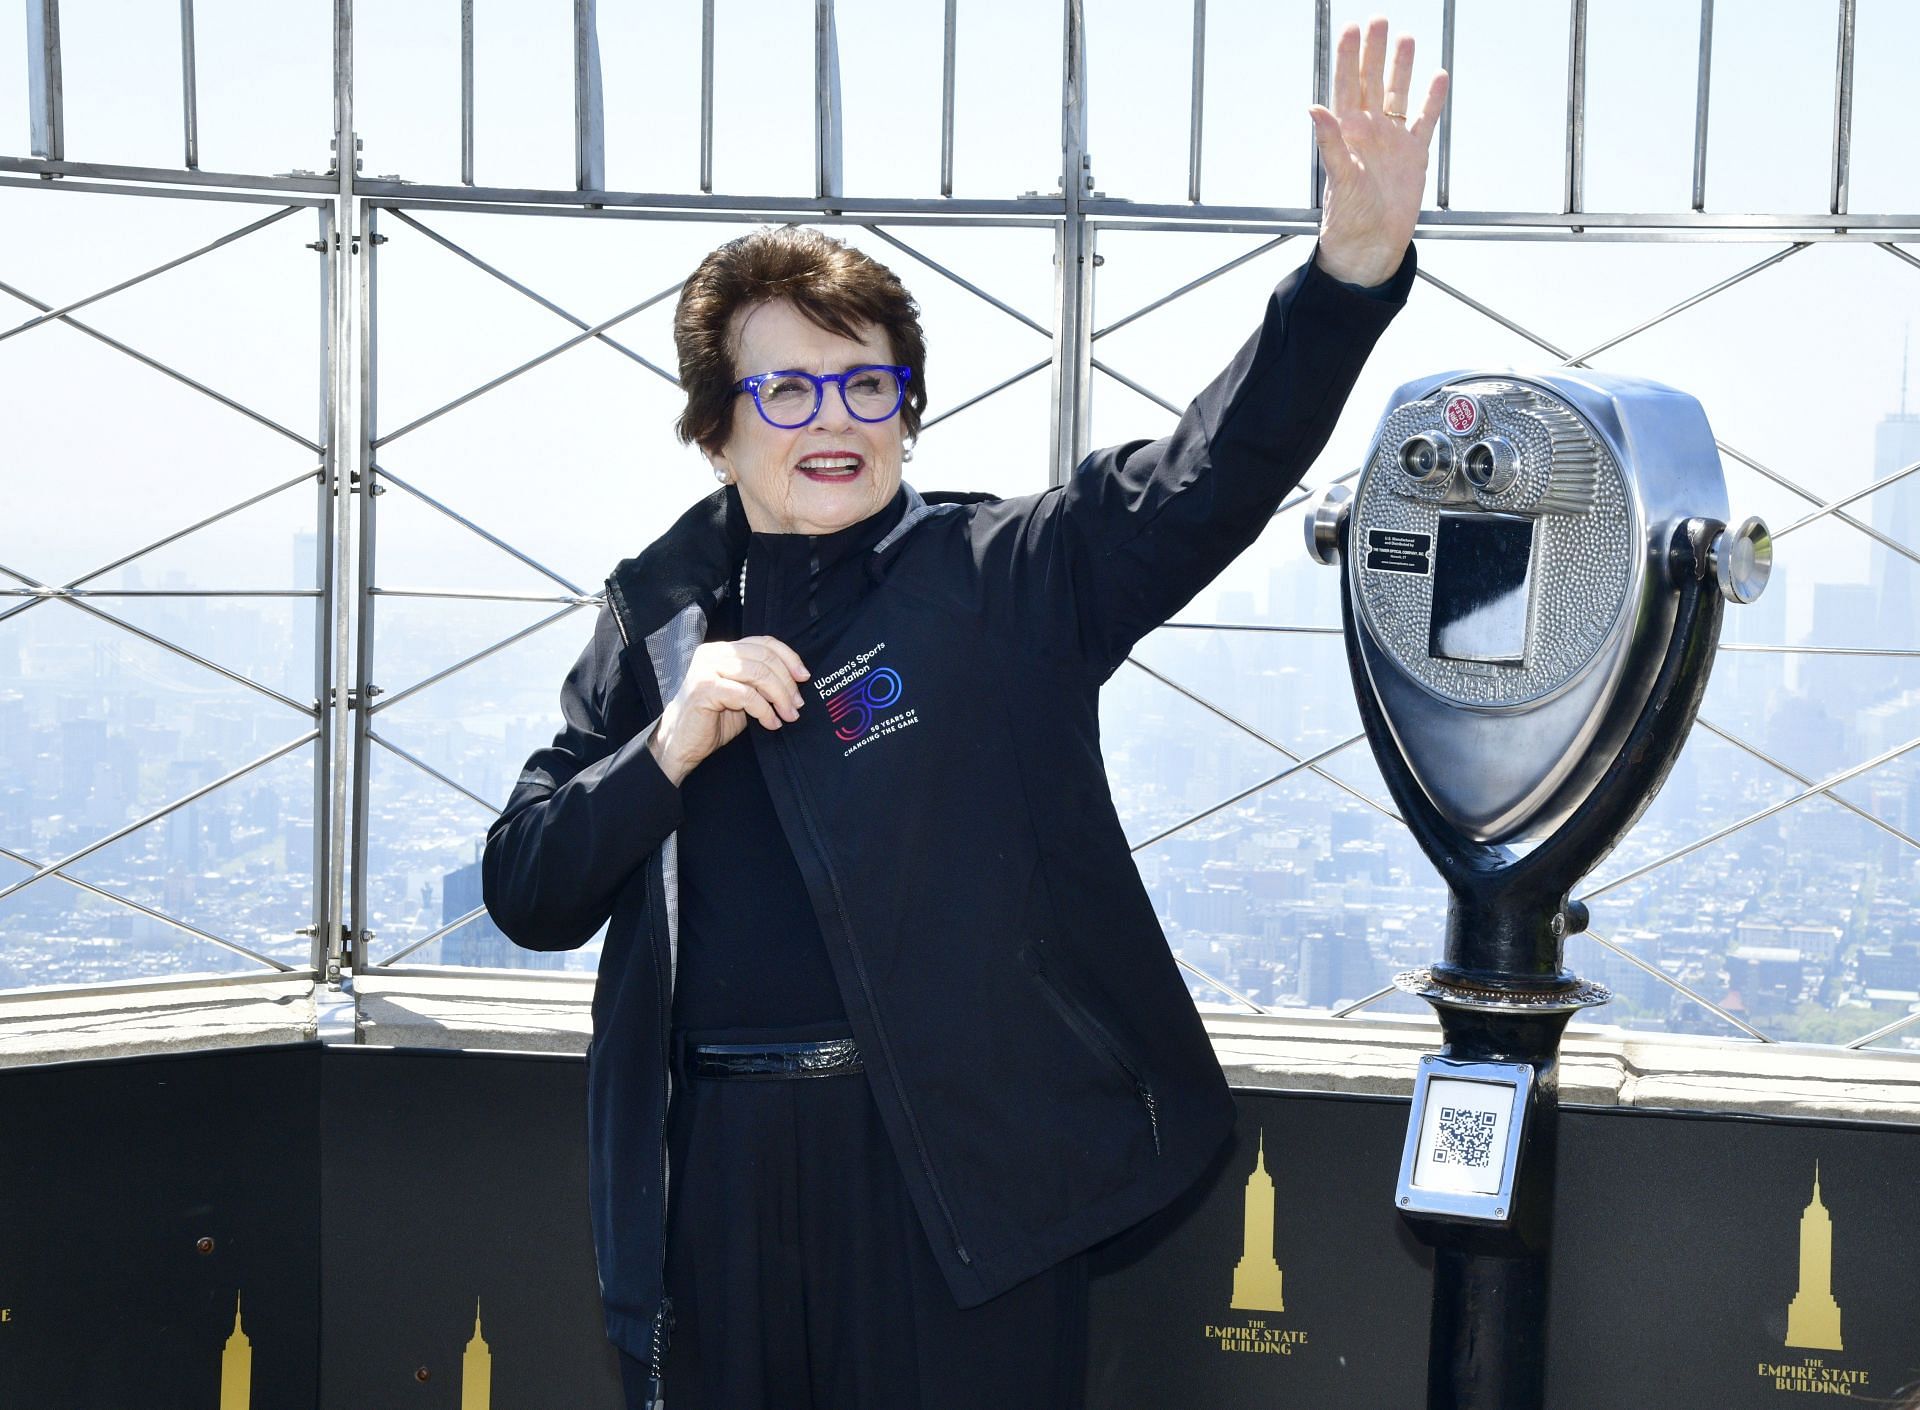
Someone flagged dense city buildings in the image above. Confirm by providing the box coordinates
[5,407,1920,1055]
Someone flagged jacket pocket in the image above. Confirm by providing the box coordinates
[1029,963,1162,1156]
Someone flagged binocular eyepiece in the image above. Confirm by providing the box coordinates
[1398,433,1453,485]
[1397,431,1518,495]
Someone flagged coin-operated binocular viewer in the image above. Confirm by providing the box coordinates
[1306,372,1770,1410]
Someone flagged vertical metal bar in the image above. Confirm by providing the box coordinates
[348,204,379,986]
[1565,0,1587,216]
[1438,0,1456,209]
[1310,0,1330,209]
[310,204,334,979]
[574,0,606,193]
[1830,0,1856,217]
[26,0,63,161]
[1050,0,1092,486]
[1187,0,1205,204]
[327,0,356,982]
[333,0,353,181]
[1691,0,1713,211]
[940,0,957,197]
[700,0,715,193]
[815,0,844,200]
[460,0,474,186]
[179,0,200,170]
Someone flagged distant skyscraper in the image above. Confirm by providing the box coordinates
[292,531,318,590]
[1868,338,1920,651]
[441,849,563,970]
[1299,930,1342,1009]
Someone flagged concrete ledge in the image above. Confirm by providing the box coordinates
[1207,1012,1920,1124]
[0,975,317,1068]
[351,971,592,1053]
[1,972,1916,1125]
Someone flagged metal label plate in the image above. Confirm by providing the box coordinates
[1365,528,1432,575]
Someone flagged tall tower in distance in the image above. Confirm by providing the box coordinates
[1230,1130,1287,1312]
[218,1291,251,1410]
[1870,328,1920,652]
[1785,1163,1844,1351]
[462,1299,493,1410]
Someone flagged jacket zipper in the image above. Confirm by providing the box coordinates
[1034,965,1162,1155]
[774,737,974,1267]
[607,594,677,1406]
[644,875,674,1404]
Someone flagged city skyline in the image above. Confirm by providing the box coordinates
[5,395,1918,1053]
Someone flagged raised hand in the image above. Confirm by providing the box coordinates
[647,636,810,785]
[1309,17,1449,289]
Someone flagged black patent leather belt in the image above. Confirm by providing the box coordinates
[687,1037,864,1079]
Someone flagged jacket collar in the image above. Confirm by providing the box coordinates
[605,480,976,656]
[604,484,749,655]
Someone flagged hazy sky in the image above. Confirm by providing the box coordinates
[4,0,1918,652]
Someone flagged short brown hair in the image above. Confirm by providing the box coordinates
[673,227,928,454]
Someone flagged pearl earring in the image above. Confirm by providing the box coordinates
[714,466,729,484]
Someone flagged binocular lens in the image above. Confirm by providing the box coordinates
[1399,434,1452,483]
[1462,437,1517,494]
[1463,443,1495,487]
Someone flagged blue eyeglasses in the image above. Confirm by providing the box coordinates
[734,365,911,430]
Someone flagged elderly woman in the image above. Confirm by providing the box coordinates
[484,20,1444,1410]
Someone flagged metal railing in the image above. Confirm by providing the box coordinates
[4,0,1919,1056]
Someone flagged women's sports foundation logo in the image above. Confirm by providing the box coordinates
[826,667,903,741]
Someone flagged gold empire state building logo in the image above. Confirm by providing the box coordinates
[1230,1129,1286,1312]
[219,1292,251,1410]
[1785,1163,1844,1351]
[463,1298,494,1410]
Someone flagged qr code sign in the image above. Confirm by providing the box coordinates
[1432,1107,1497,1168]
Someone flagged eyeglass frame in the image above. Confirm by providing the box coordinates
[733,364,913,430]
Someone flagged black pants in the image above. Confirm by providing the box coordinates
[618,1025,1089,1410]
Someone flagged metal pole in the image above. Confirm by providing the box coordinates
[940,0,957,197]
[1691,0,1713,211]
[1437,0,1455,210]
[1310,0,1330,210]
[700,0,715,193]
[1830,0,1855,217]
[1049,0,1092,486]
[26,0,63,161]
[326,0,356,985]
[179,0,199,169]
[348,203,380,988]
[309,204,334,978]
[816,0,844,200]
[1187,0,1205,204]
[1565,0,1587,217]
[575,0,605,193]
[460,0,474,186]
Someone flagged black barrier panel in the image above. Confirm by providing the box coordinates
[317,1046,623,1408]
[1549,1105,1920,1408]
[0,1044,323,1410]
[1090,1090,1920,1409]
[1088,1091,1435,1406]
[1,1046,1917,1408]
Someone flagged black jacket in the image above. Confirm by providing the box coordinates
[482,248,1413,1380]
